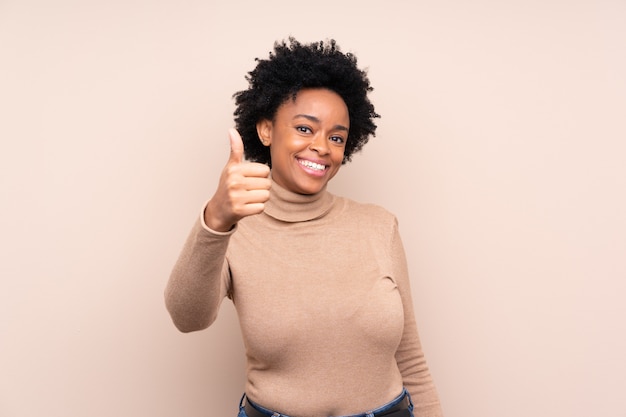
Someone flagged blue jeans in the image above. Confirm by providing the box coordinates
[237,388,414,417]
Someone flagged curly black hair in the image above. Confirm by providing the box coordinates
[233,38,380,166]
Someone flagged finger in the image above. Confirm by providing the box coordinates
[239,162,271,178]
[243,189,271,204]
[228,128,244,164]
[241,177,272,191]
[237,202,266,217]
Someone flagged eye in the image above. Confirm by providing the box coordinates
[329,135,345,144]
[296,126,312,134]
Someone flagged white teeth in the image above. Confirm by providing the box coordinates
[298,159,326,171]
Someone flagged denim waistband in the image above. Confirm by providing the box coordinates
[239,387,412,417]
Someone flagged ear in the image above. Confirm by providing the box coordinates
[256,119,272,146]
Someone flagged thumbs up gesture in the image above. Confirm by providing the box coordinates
[204,129,271,232]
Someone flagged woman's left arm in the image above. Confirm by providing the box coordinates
[390,221,444,417]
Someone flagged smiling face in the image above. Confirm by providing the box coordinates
[256,88,350,195]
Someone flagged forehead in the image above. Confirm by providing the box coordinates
[276,88,349,123]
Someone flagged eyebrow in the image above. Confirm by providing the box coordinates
[293,114,349,132]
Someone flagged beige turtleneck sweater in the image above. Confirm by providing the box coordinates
[165,182,443,417]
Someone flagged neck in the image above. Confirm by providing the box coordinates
[263,180,335,222]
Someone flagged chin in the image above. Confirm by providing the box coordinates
[295,185,323,195]
[294,179,328,195]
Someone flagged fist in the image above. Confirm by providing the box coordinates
[204,129,271,232]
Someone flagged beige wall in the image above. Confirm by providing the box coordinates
[1,1,625,416]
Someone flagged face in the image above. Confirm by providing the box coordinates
[257,88,349,195]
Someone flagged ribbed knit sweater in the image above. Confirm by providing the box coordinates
[165,181,443,417]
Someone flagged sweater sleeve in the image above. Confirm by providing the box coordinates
[390,220,444,417]
[164,206,234,333]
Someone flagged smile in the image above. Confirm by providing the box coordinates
[297,159,327,172]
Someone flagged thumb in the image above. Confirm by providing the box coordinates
[228,128,244,164]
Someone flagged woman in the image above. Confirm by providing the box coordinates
[165,38,443,417]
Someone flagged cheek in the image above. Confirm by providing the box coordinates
[333,148,346,164]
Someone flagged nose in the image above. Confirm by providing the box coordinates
[308,133,330,155]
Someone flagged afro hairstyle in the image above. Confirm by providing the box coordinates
[232,37,380,166]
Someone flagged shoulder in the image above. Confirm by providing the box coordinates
[335,195,398,228]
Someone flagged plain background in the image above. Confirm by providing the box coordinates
[1,1,625,416]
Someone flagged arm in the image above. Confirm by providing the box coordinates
[164,212,234,332]
[165,128,271,332]
[390,221,444,416]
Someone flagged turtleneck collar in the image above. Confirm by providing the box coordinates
[263,180,335,222]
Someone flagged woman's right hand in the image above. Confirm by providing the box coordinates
[204,128,271,232]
